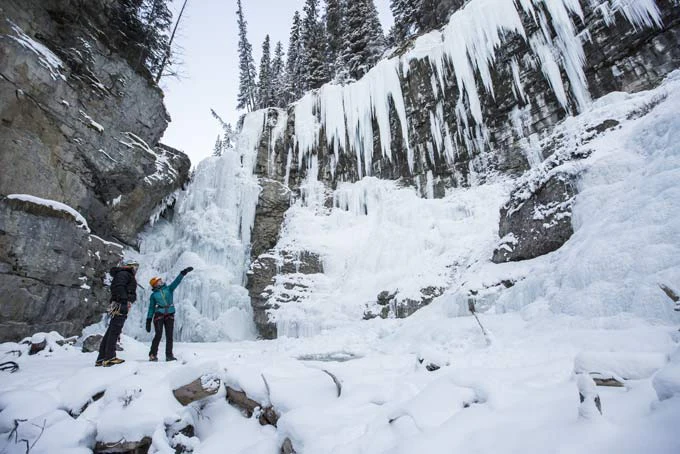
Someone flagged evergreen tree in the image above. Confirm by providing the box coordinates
[222,123,236,150]
[301,0,329,90]
[257,35,272,109]
[139,0,173,75]
[285,11,304,102]
[342,0,385,80]
[213,135,224,157]
[390,0,422,43]
[236,0,257,111]
[270,41,287,107]
[324,0,345,80]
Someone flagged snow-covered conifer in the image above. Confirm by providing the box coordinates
[212,135,223,157]
[341,0,385,80]
[271,41,287,108]
[301,0,329,90]
[324,0,345,80]
[390,0,422,43]
[257,35,272,109]
[285,11,304,103]
[236,0,257,112]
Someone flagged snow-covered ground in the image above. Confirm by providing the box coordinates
[2,3,680,451]
[2,71,680,451]
[1,312,679,453]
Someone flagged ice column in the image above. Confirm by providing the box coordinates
[125,111,268,342]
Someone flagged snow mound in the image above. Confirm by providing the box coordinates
[574,351,668,380]
[653,347,680,401]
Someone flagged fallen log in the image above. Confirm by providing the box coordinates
[225,386,278,426]
[173,375,221,406]
[94,437,151,453]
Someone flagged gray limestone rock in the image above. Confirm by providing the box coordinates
[0,0,190,341]
[246,251,323,339]
[493,172,578,263]
[82,334,104,353]
[94,437,151,454]
[364,287,445,320]
[0,0,191,245]
[0,197,122,341]
[250,178,291,260]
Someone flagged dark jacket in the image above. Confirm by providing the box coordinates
[109,267,137,314]
[146,273,184,319]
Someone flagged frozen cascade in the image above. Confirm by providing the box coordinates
[269,173,508,336]
[292,0,661,179]
[124,111,270,342]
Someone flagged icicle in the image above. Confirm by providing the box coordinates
[611,0,662,29]
[289,0,660,184]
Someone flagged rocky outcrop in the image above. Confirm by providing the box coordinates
[0,0,191,244]
[364,287,445,320]
[0,197,123,341]
[250,178,292,261]
[493,172,578,263]
[0,0,190,341]
[247,251,323,339]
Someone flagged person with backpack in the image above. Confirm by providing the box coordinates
[96,260,139,367]
[146,267,193,361]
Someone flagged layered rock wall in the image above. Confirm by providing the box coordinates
[0,0,190,340]
[0,197,122,341]
[0,0,190,244]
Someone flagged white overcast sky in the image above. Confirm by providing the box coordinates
[161,0,394,166]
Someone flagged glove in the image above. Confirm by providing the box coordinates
[180,267,194,276]
[145,319,152,333]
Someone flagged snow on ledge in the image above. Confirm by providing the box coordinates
[6,20,66,81]
[6,194,90,232]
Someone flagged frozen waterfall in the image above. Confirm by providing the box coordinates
[124,112,269,342]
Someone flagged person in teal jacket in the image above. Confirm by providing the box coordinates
[146,267,193,361]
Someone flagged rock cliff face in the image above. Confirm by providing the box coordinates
[0,0,190,341]
[246,0,680,337]
[0,197,122,341]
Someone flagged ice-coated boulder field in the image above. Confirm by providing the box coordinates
[1,0,680,453]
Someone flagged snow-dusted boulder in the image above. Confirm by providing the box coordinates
[82,334,104,353]
[653,348,680,401]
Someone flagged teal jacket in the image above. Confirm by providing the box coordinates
[147,273,184,319]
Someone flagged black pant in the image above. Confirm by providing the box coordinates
[149,314,174,358]
[97,314,126,361]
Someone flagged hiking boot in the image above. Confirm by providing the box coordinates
[95,360,103,367]
[166,356,177,362]
[149,354,158,362]
[102,358,125,367]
